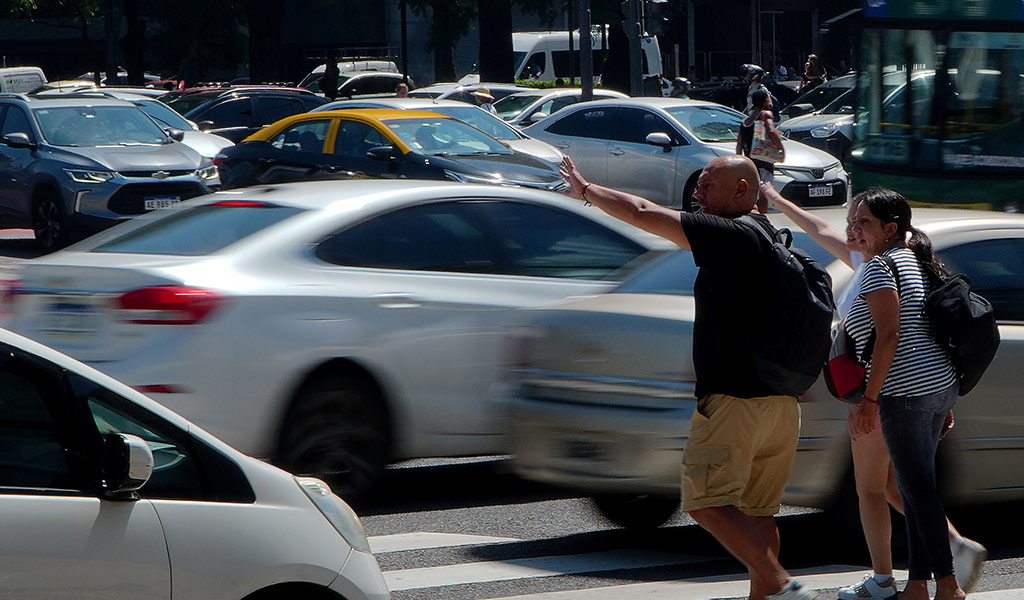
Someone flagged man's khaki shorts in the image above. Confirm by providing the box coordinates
[681,393,800,517]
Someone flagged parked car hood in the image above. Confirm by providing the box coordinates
[707,140,841,169]
[778,113,853,133]
[181,131,234,160]
[427,150,563,185]
[61,143,204,172]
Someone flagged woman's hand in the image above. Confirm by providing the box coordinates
[559,156,588,200]
[847,398,878,439]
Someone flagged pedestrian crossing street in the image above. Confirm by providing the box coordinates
[370,531,1019,600]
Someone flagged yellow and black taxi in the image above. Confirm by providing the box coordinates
[215,109,566,191]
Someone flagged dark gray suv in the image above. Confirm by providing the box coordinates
[0,93,215,251]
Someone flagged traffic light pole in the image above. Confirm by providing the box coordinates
[578,0,593,101]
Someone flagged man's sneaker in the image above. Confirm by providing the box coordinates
[837,574,897,600]
[952,536,987,592]
[767,578,816,600]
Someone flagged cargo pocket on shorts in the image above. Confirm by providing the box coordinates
[682,445,732,503]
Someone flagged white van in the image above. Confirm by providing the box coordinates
[512,28,663,83]
[0,66,46,93]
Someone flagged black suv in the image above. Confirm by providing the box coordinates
[176,88,329,143]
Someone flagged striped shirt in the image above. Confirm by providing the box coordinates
[844,247,956,396]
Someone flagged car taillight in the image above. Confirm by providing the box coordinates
[117,286,222,324]
[0,278,23,317]
[213,152,227,167]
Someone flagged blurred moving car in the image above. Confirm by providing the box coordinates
[493,88,630,128]
[408,82,532,104]
[503,208,1024,528]
[2,179,674,500]
[166,87,328,143]
[215,109,566,191]
[312,97,564,165]
[0,327,390,599]
[778,73,856,122]
[524,97,849,209]
[0,93,215,252]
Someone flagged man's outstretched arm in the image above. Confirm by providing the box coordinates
[560,156,690,250]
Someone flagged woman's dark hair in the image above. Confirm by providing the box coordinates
[751,89,769,109]
[853,187,949,276]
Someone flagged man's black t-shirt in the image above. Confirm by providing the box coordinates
[680,211,776,399]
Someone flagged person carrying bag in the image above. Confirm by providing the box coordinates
[738,88,785,184]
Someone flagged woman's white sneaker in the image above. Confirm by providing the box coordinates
[837,573,897,600]
[952,536,987,592]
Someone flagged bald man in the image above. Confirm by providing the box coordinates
[560,155,813,600]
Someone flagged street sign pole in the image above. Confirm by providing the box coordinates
[623,0,643,96]
[579,0,593,101]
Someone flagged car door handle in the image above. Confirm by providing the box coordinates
[554,142,570,149]
[375,293,421,308]
[609,147,625,156]
[319,165,341,173]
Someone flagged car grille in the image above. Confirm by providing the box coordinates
[780,180,847,207]
[107,182,208,215]
[784,129,813,142]
[119,169,195,178]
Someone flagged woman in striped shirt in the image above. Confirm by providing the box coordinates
[845,188,964,600]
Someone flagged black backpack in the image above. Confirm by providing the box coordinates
[880,256,1000,396]
[738,215,835,396]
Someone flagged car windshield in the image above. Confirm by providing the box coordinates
[665,105,744,143]
[424,106,520,140]
[161,91,222,115]
[783,82,852,113]
[387,117,510,156]
[89,202,306,255]
[34,105,171,146]
[493,93,543,120]
[407,89,445,99]
[134,98,195,130]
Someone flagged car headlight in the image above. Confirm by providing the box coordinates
[296,477,371,553]
[810,122,843,139]
[443,169,502,184]
[64,169,115,183]
[195,164,219,181]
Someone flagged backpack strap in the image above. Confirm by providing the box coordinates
[879,254,902,296]
[736,213,792,248]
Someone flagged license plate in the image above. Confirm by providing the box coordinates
[808,184,833,198]
[144,197,180,210]
[42,297,101,336]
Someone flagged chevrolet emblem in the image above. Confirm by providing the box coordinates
[152,171,171,179]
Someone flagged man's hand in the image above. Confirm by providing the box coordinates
[559,156,588,200]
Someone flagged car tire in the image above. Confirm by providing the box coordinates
[683,173,700,212]
[592,493,680,530]
[32,189,67,253]
[276,372,390,504]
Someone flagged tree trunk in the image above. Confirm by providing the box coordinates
[477,0,513,83]
[430,0,458,82]
[245,0,284,84]
[122,0,147,85]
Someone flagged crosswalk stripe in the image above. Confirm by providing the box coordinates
[383,549,710,592]
[369,532,519,554]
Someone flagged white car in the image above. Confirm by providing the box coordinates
[523,97,850,210]
[0,327,389,599]
[311,97,564,166]
[504,208,1024,528]
[493,88,630,128]
[3,179,672,499]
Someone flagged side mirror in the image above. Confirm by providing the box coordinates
[3,132,36,150]
[165,128,185,142]
[197,120,215,131]
[524,112,549,125]
[100,433,153,501]
[645,132,675,152]
[786,103,815,119]
[367,145,398,161]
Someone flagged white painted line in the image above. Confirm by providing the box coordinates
[369,531,519,554]
[972,591,1024,599]
[384,550,709,592]
[483,566,910,600]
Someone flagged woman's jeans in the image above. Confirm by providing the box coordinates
[879,383,959,581]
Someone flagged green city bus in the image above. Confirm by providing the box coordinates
[848,0,1024,211]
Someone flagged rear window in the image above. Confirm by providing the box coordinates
[90,203,305,255]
